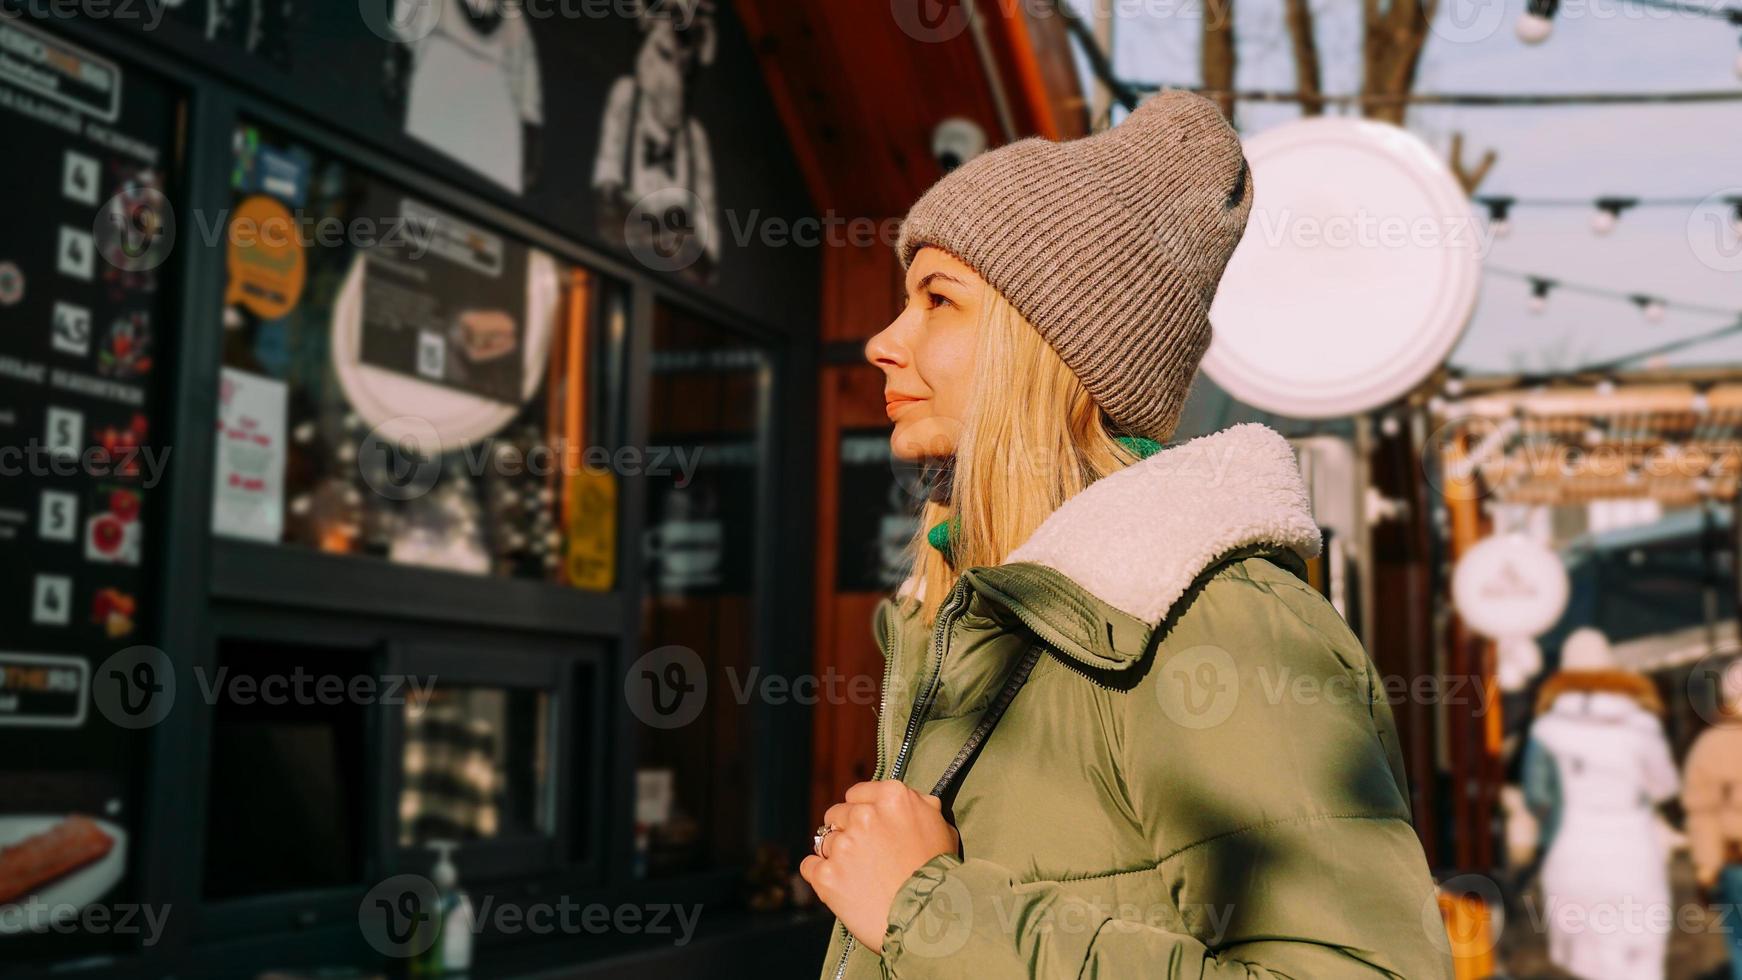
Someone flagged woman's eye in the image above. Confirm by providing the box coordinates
[927,292,953,310]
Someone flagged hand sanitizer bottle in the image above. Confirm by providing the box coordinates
[428,841,474,976]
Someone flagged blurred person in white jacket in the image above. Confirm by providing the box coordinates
[1523,627,1679,980]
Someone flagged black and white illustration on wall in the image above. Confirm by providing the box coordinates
[592,0,720,282]
[206,0,295,68]
[383,0,545,195]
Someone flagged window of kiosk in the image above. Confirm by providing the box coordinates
[202,637,381,902]
[212,119,626,591]
[633,303,772,879]
[388,642,583,883]
[0,19,181,965]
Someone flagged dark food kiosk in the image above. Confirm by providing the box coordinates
[0,1,822,976]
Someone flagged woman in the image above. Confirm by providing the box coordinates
[1522,627,1678,980]
[799,91,1452,979]
[1682,659,1742,980]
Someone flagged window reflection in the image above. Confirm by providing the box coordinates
[635,303,770,878]
[214,120,624,590]
[400,686,552,845]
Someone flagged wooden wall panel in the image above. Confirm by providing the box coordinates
[810,245,907,816]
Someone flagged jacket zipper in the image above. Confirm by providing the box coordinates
[829,579,972,980]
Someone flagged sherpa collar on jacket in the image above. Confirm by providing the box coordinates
[1005,421,1322,623]
[954,423,1323,671]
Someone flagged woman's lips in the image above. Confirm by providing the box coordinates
[885,396,923,421]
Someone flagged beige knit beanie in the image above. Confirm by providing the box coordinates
[897,90,1253,442]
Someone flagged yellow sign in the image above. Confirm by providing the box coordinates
[564,468,617,591]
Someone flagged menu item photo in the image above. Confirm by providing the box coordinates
[0,814,127,931]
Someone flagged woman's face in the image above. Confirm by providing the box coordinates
[865,246,982,461]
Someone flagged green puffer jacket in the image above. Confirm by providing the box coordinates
[819,423,1454,980]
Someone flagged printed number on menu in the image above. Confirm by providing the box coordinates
[32,574,73,627]
[45,406,84,460]
[62,151,100,207]
[38,490,78,543]
[52,302,92,357]
[57,227,95,281]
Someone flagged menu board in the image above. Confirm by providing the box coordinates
[0,20,178,956]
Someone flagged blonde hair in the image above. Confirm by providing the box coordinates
[901,285,1144,624]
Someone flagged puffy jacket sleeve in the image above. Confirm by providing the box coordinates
[1682,731,1729,886]
[879,559,1454,980]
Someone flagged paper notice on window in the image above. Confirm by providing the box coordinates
[211,367,288,542]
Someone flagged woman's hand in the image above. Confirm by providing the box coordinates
[800,780,960,955]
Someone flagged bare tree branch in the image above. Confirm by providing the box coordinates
[1282,0,1324,117]
[1448,131,1498,195]
[1202,0,1238,121]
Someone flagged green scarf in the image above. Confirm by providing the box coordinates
[926,435,1163,558]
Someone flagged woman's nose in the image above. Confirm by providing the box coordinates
[864,322,906,370]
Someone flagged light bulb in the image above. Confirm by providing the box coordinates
[1492,219,1512,239]
[1591,209,1617,235]
[1516,12,1554,43]
[1528,295,1548,315]
[1644,300,1666,323]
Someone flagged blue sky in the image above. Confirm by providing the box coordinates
[1067,0,1742,375]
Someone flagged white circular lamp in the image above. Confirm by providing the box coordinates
[1204,117,1481,419]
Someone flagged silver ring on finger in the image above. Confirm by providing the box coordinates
[813,823,838,858]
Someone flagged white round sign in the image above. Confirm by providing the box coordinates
[330,250,560,449]
[1204,117,1481,418]
[1452,534,1570,640]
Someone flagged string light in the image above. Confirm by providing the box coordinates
[1528,277,1555,315]
[1632,294,1668,323]
[1592,198,1637,235]
[1518,0,1558,43]
[1480,196,1514,238]
[1490,266,1742,322]
[1729,196,1742,235]
[1471,194,1719,237]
